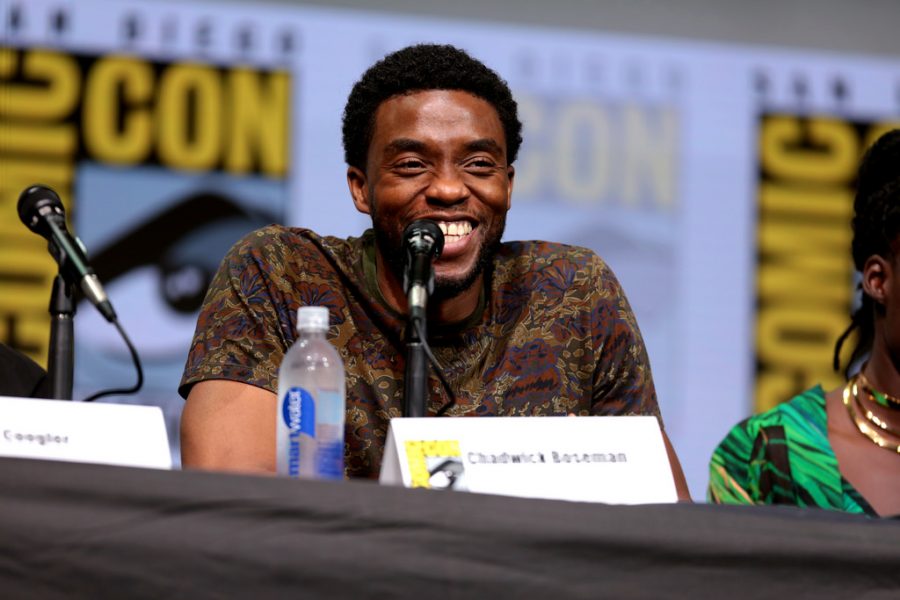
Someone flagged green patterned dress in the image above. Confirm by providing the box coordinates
[708,386,875,515]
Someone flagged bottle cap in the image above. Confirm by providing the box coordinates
[297,306,330,332]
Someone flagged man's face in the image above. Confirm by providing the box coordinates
[348,89,514,300]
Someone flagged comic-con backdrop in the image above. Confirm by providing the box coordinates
[2,0,899,497]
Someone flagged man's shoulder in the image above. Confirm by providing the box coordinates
[231,224,351,250]
[487,241,624,325]
[494,240,617,299]
[225,225,363,263]
[497,239,606,271]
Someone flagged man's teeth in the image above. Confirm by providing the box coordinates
[437,221,473,242]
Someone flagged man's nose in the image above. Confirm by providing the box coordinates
[426,167,470,204]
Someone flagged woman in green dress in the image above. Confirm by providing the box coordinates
[708,129,900,516]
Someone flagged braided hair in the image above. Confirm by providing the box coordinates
[833,129,900,376]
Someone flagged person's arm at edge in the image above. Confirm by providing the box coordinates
[181,379,277,474]
[570,410,690,502]
[586,254,692,502]
[661,428,692,502]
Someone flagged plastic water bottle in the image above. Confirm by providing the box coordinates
[276,306,346,479]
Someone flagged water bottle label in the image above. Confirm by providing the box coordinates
[281,387,315,477]
[316,439,344,480]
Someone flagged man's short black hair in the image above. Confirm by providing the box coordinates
[341,43,523,171]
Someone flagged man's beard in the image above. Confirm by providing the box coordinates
[372,210,505,302]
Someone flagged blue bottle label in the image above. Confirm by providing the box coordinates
[281,387,315,477]
[316,439,344,480]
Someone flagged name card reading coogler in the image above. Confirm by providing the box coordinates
[0,395,171,469]
[380,416,676,504]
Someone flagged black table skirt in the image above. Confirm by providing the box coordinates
[0,457,898,599]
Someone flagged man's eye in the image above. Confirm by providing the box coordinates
[466,158,497,171]
[395,160,425,170]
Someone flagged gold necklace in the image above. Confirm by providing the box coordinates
[857,370,900,409]
[850,378,900,438]
[843,377,900,454]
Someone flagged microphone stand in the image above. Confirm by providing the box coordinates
[400,220,443,418]
[47,271,75,400]
[403,263,431,418]
[404,316,428,418]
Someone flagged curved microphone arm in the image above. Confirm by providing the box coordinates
[412,318,457,417]
[81,319,144,402]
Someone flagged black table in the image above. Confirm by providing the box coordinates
[0,457,898,598]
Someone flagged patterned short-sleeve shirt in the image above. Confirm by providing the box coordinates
[180,225,660,478]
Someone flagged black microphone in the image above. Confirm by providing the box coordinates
[402,219,445,316]
[18,184,117,323]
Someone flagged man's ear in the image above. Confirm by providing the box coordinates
[347,166,371,215]
[862,254,890,305]
[505,164,514,210]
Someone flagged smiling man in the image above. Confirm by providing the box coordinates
[347,87,512,324]
[179,44,688,498]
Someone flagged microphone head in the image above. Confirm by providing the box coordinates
[18,184,65,237]
[403,219,445,258]
[402,220,445,296]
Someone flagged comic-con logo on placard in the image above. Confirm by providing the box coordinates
[404,440,468,491]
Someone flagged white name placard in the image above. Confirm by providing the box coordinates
[380,416,676,504]
[0,395,171,469]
